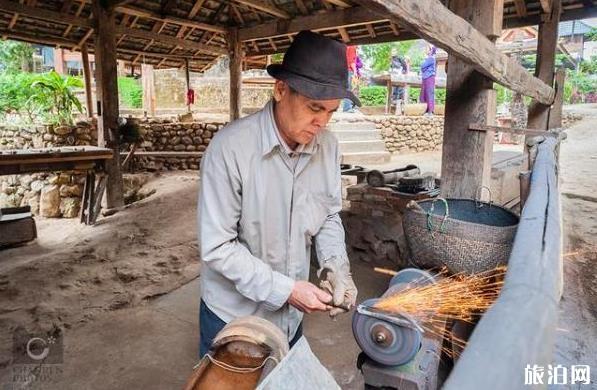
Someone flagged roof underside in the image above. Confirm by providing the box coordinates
[0,0,595,72]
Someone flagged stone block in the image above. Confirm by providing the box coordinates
[40,184,61,217]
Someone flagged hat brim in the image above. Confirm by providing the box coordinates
[267,64,361,107]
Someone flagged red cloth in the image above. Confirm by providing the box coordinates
[346,45,357,73]
[186,89,195,105]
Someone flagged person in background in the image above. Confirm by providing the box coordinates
[420,45,437,116]
[390,47,408,106]
[343,45,358,113]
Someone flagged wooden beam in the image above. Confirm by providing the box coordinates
[354,0,554,105]
[0,0,94,28]
[469,123,560,137]
[74,28,94,50]
[81,45,94,117]
[93,0,124,209]
[325,0,351,8]
[389,22,399,36]
[238,6,384,41]
[295,0,308,15]
[232,0,290,19]
[115,4,227,34]
[338,27,350,42]
[230,4,245,25]
[114,25,227,55]
[228,28,242,121]
[513,0,528,17]
[440,0,502,200]
[366,23,376,38]
[539,0,552,14]
[527,0,561,133]
[0,28,78,47]
[64,1,88,38]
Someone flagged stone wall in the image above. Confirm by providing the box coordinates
[130,119,227,171]
[0,122,96,217]
[342,183,437,268]
[154,70,272,110]
[369,116,444,153]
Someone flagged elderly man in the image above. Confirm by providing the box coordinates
[198,30,359,357]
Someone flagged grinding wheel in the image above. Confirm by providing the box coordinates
[352,298,422,366]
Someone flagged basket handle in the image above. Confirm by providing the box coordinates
[426,197,449,233]
[475,186,493,209]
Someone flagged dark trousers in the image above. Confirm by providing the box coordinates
[199,300,303,358]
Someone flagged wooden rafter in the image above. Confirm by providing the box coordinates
[295,0,308,15]
[230,4,245,25]
[0,0,93,28]
[232,0,290,19]
[324,0,351,7]
[366,23,376,38]
[115,4,227,34]
[63,0,86,37]
[513,0,528,17]
[539,0,552,14]
[338,27,350,42]
[114,25,227,55]
[268,37,277,51]
[389,22,399,35]
[238,6,384,41]
[359,0,554,104]
[73,28,93,50]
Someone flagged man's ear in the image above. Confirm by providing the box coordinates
[273,80,287,102]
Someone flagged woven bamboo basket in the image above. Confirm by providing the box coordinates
[403,197,519,274]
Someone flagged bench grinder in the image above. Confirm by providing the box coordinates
[352,268,445,389]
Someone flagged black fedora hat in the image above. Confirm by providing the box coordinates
[267,30,361,106]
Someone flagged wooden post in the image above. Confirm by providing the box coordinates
[54,48,65,74]
[141,64,156,117]
[228,28,242,121]
[526,0,561,132]
[185,58,191,113]
[440,0,503,199]
[81,45,94,118]
[93,0,124,209]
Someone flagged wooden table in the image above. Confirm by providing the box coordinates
[371,73,447,114]
[0,146,113,225]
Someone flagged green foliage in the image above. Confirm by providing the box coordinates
[0,72,38,121]
[0,41,34,73]
[564,70,597,103]
[361,40,424,73]
[587,27,597,41]
[494,83,512,105]
[359,86,387,106]
[579,57,597,74]
[118,76,143,109]
[29,71,84,125]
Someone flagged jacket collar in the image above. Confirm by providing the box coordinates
[260,100,319,157]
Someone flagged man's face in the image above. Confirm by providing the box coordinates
[273,80,340,148]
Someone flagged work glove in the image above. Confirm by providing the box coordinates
[318,256,358,317]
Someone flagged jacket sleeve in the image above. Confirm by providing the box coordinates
[198,134,294,311]
[314,142,350,266]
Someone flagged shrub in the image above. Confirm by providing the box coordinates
[359,86,387,106]
[118,76,143,108]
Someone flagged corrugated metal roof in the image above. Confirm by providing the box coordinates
[559,20,593,36]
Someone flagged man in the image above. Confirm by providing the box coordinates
[389,47,408,107]
[197,30,359,357]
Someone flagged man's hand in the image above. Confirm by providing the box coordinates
[288,281,333,313]
[318,257,358,317]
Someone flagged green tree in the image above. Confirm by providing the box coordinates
[361,40,424,73]
[586,27,597,41]
[30,71,84,125]
[0,72,38,121]
[0,40,34,73]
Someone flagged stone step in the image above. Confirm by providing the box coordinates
[328,121,377,131]
[341,151,391,165]
[338,140,387,154]
[332,130,382,141]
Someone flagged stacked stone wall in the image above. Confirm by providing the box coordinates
[368,116,444,153]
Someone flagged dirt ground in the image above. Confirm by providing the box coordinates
[0,106,596,389]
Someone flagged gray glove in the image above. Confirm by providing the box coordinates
[318,257,358,317]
